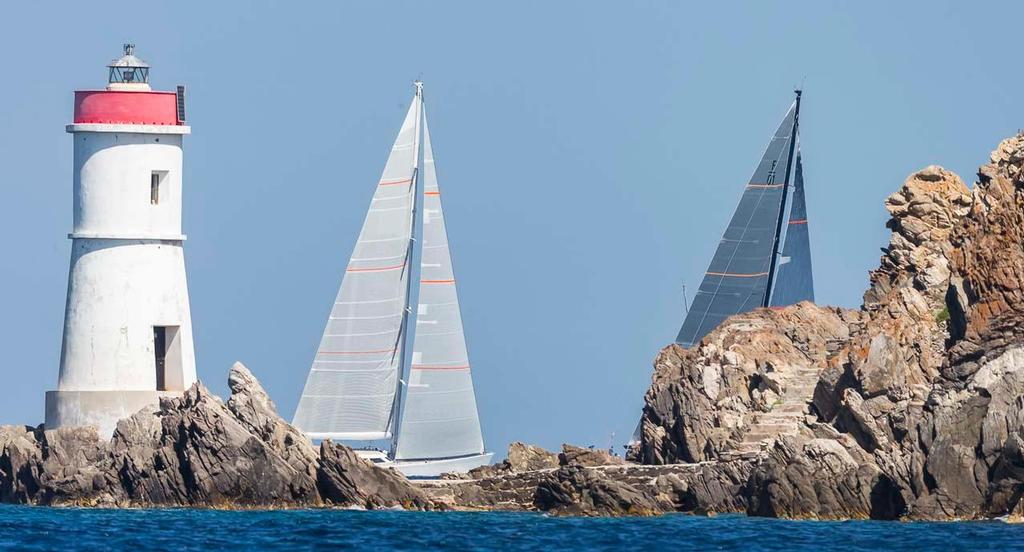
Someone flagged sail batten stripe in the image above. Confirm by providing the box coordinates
[350,254,407,262]
[411,364,470,371]
[300,393,396,398]
[309,367,395,373]
[335,296,403,305]
[358,236,408,244]
[705,271,769,278]
[318,348,398,355]
[329,313,403,321]
[346,263,406,273]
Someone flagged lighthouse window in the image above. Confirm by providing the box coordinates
[150,171,165,205]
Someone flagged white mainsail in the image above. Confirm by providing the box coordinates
[293,93,422,440]
[393,111,485,461]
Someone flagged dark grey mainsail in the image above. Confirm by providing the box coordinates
[769,151,814,306]
[675,92,808,348]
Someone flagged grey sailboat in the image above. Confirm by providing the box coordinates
[676,90,814,348]
[293,82,492,477]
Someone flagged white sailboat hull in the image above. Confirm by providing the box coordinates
[355,450,494,479]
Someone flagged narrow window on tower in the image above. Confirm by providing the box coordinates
[150,171,165,205]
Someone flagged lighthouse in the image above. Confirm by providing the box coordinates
[45,45,197,436]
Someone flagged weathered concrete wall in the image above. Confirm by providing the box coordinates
[49,123,197,437]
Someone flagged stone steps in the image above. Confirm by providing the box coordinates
[724,363,823,458]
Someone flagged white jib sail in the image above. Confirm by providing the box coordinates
[394,110,485,460]
[293,94,422,441]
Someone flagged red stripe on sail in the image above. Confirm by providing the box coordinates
[379,178,413,186]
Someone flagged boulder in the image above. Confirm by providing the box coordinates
[317,440,434,510]
[558,444,624,467]
[533,466,662,516]
[508,442,560,471]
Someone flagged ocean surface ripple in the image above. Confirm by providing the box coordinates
[0,505,1021,551]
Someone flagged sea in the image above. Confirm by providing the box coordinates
[0,506,1021,551]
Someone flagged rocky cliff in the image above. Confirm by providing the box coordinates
[0,362,432,510]
[632,134,1024,520]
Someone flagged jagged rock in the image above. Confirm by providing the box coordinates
[0,426,42,503]
[225,362,320,499]
[508,442,560,472]
[559,444,625,467]
[419,459,753,516]
[317,441,434,510]
[747,437,904,520]
[115,379,320,506]
[0,362,431,510]
[637,302,854,464]
[533,466,662,516]
[439,442,560,480]
[947,135,1024,369]
[38,426,120,506]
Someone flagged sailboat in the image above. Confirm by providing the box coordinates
[293,81,493,478]
[675,89,814,348]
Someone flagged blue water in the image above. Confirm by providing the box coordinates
[0,506,1022,551]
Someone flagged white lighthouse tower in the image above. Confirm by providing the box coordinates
[45,45,197,436]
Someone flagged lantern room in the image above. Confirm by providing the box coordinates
[107,43,151,91]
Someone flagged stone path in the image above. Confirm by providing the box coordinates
[726,365,822,458]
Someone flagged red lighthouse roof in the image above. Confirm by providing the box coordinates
[74,90,181,125]
[72,44,185,126]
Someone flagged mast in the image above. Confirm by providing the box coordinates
[392,98,487,462]
[389,80,424,455]
[762,89,802,307]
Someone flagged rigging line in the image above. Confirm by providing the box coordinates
[387,86,424,450]
[764,89,802,308]
[681,104,796,346]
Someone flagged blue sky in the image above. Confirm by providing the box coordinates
[1,1,1021,455]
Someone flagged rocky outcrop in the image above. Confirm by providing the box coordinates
[533,466,661,516]
[633,134,1024,520]
[0,363,433,510]
[559,444,625,467]
[419,441,751,516]
[635,302,857,465]
[317,441,432,509]
[509,442,560,471]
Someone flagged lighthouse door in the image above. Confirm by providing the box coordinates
[153,326,183,391]
[154,327,167,390]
